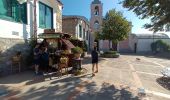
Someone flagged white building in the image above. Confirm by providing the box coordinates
[0,0,63,67]
[0,0,62,39]
[129,33,170,53]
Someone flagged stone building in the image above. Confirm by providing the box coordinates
[62,15,91,50]
[0,0,63,72]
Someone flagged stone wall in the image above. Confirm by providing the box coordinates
[62,18,77,35]
[0,38,30,75]
[56,4,62,32]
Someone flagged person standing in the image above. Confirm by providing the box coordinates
[91,47,99,77]
[41,47,49,73]
[33,44,40,75]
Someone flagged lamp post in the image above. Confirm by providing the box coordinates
[17,0,37,42]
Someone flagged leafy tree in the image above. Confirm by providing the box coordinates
[121,0,170,32]
[94,31,103,40]
[102,9,131,48]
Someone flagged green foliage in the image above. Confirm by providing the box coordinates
[151,40,170,52]
[121,0,170,32]
[102,9,131,43]
[101,51,120,58]
[83,41,88,52]
[104,51,117,55]
[70,39,87,52]
[71,46,83,54]
[94,31,103,40]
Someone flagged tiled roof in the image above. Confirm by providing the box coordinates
[92,0,101,4]
[62,15,90,25]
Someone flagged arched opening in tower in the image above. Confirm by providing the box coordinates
[94,6,99,15]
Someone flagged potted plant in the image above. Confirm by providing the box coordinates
[71,46,83,59]
[82,42,88,57]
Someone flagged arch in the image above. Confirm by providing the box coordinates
[94,20,99,29]
[94,6,99,15]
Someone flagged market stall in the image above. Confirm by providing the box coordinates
[38,29,75,72]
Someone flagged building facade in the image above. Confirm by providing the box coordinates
[62,15,91,50]
[0,0,63,68]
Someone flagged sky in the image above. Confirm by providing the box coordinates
[61,0,152,34]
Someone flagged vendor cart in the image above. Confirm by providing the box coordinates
[38,29,75,71]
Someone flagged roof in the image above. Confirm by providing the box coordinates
[131,33,170,39]
[92,0,102,4]
[56,0,63,5]
[62,15,90,25]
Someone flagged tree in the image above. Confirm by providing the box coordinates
[121,0,170,32]
[101,9,131,49]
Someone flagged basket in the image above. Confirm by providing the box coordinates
[12,56,21,62]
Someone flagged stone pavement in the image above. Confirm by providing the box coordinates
[0,54,170,100]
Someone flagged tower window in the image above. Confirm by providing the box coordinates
[94,6,99,16]
[94,20,99,29]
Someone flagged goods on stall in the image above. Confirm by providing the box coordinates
[61,50,71,55]
[60,57,68,64]
[71,46,83,59]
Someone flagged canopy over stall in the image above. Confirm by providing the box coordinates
[38,29,75,50]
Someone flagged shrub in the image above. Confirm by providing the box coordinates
[71,46,83,54]
[104,51,117,55]
[151,40,170,52]
[101,51,120,58]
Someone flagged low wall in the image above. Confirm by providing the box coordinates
[0,38,30,75]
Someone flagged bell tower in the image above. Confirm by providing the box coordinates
[90,0,103,50]
[90,0,103,32]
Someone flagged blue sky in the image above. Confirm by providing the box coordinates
[61,0,151,33]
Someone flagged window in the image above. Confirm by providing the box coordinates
[39,2,53,29]
[79,25,82,38]
[86,31,88,40]
[83,28,85,39]
[94,20,99,29]
[0,0,27,24]
[165,25,170,32]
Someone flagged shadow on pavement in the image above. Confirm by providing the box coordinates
[156,77,170,90]
[0,71,34,84]
[82,56,106,65]
[0,73,139,100]
[121,52,170,60]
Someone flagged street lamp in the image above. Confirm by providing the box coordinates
[17,0,37,42]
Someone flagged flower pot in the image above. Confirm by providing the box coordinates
[74,53,81,59]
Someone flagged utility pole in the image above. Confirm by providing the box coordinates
[33,0,37,42]
[17,0,37,42]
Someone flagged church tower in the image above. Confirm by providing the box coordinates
[90,0,103,50]
[90,0,103,32]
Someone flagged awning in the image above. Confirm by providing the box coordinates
[38,33,61,39]
[62,39,75,49]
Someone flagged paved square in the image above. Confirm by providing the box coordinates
[0,54,170,100]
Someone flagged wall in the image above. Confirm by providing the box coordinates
[118,39,132,52]
[62,18,77,35]
[137,38,170,52]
